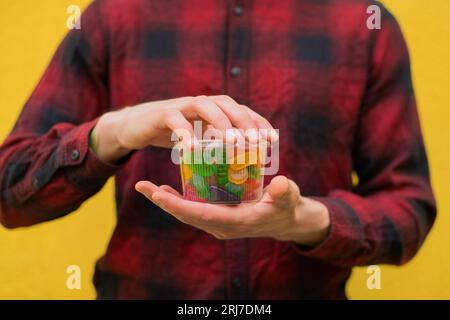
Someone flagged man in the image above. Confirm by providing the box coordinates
[0,0,436,299]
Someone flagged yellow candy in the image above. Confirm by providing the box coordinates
[229,151,258,171]
[229,163,249,171]
[228,168,249,185]
[182,164,193,181]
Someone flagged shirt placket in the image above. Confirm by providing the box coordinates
[224,0,251,300]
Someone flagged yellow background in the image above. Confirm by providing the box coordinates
[0,1,449,299]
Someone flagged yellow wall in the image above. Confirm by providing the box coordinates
[0,1,449,299]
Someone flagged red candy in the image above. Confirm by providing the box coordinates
[246,178,261,190]
[184,184,206,202]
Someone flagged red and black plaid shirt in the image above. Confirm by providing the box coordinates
[0,0,436,299]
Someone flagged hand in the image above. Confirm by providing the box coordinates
[135,176,330,246]
[90,95,277,163]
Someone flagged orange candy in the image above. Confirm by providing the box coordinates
[246,178,261,190]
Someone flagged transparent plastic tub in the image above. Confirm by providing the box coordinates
[178,139,266,204]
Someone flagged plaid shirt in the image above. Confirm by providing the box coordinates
[0,0,436,299]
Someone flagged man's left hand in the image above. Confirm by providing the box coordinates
[135,176,330,247]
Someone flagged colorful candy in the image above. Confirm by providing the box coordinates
[184,184,206,202]
[182,164,193,181]
[228,168,249,185]
[216,164,229,186]
[190,163,217,177]
[246,178,261,189]
[229,151,258,171]
[209,186,240,203]
[248,165,260,179]
[179,142,264,204]
[223,182,244,199]
[192,173,209,199]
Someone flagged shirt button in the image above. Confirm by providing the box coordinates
[33,178,39,188]
[71,149,80,161]
[232,277,242,288]
[230,66,241,78]
[234,5,243,16]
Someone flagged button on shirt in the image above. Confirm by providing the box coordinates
[234,5,243,16]
[0,0,436,299]
[230,66,241,77]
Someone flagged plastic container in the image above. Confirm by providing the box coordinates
[178,140,265,204]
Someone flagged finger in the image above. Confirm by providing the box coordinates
[225,127,246,145]
[150,189,251,226]
[136,182,247,228]
[135,180,161,200]
[265,175,289,199]
[162,109,195,144]
[203,124,223,141]
[268,128,279,144]
[210,95,258,131]
[263,175,300,206]
[240,105,279,143]
[159,184,183,198]
[180,96,233,132]
[240,105,273,130]
[136,182,207,227]
[244,127,259,145]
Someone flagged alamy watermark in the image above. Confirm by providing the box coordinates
[66,265,81,290]
[367,5,381,30]
[366,265,382,290]
[67,5,81,30]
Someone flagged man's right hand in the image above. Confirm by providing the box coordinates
[90,95,276,164]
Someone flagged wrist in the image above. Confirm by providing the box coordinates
[91,112,131,164]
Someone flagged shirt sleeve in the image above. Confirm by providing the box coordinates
[294,7,437,266]
[0,0,120,228]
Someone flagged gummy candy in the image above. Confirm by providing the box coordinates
[224,182,244,199]
[204,174,217,186]
[246,178,261,190]
[192,173,209,199]
[182,164,193,181]
[216,164,228,186]
[179,141,265,204]
[228,168,249,185]
[247,165,260,179]
[209,186,240,203]
[190,163,217,177]
[184,184,206,202]
[229,151,258,171]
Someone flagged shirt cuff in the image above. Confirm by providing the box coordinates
[292,196,363,262]
[58,119,123,190]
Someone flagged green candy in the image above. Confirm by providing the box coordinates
[192,174,209,199]
[190,163,217,177]
[215,147,229,186]
[224,182,243,199]
[248,165,260,179]
[216,164,228,186]
[184,147,218,177]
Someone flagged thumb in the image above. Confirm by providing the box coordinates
[265,175,300,205]
[135,180,161,201]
